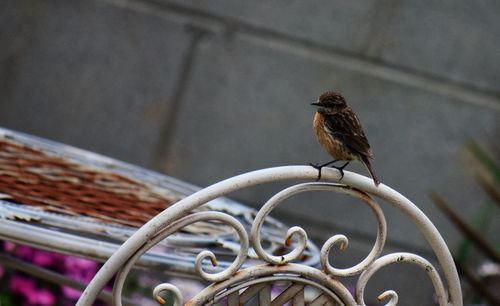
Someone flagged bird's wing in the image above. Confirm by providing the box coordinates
[323,109,374,159]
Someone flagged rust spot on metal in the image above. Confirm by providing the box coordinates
[155,296,166,305]
[230,267,250,279]
[210,256,218,267]
[347,186,372,201]
[0,139,179,226]
[299,254,311,261]
[326,273,347,290]
[208,281,222,289]
[233,269,245,277]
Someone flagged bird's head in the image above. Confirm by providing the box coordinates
[311,91,347,112]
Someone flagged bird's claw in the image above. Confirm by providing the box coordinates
[332,162,349,181]
[309,163,323,181]
[310,161,349,182]
[308,162,320,169]
[333,166,345,180]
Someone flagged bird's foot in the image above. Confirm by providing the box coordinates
[332,162,349,181]
[309,160,339,181]
[309,163,323,181]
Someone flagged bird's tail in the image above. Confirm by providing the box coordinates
[362,156,380,186]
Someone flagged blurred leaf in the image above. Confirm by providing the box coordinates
[429,190,500,263]
[467,141,500,183]
[456,239,472,262]
[476,174,500,209]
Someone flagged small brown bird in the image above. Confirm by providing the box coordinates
[311,91,380,186]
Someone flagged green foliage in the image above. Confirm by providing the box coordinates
[467,140,500,184]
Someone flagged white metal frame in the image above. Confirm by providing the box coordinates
[77,166,462,305]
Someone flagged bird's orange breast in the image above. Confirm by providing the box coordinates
[313,112,358,161]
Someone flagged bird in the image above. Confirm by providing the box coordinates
[311,91,380,186]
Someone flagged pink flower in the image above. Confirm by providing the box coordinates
[64,257,98,280]
[4,241,16,252]
[62,285,82,300]
[10,275,35,296]
[32,250,58,267]
[62,257,98,300]
[10,275,56,305]
[26,288,55,306]
[16,245,35,261]
[4,242,102,303]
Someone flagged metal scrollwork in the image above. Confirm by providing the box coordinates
[356,252,448,306]
[78,166,462,306]
[251,182,387,278]
[111,211,249,305]
[153,283,182,305]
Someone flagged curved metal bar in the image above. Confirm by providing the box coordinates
[188,263,357,305]
[318,184,386,277]
[111,211,249,305]
[153,283,183,305]
[356,252,447,306]
[251,182,386,275]
[211,275,344,305]
[377,290,398,306]
[250,183,309,265]
[78,166,461,306]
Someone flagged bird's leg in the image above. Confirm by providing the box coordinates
[309,160,338,181]
[332,162,350,180]
[309,160,338,168]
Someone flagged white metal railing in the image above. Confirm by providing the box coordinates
[77,166,462,305]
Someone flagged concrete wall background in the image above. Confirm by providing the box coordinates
[1,0,500,302]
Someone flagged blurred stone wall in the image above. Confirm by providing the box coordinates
[1,0,499,302]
